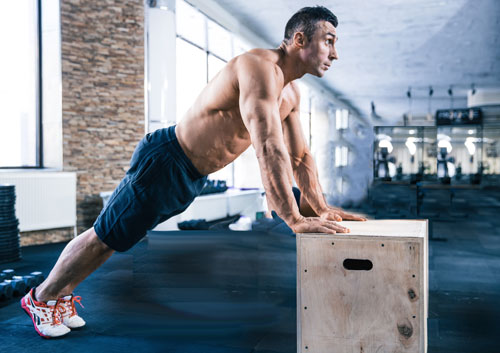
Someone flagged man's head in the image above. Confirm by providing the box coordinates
[283,6,339,77]
[284,6,338,45]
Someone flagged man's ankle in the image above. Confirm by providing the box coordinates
[34,287,56,303]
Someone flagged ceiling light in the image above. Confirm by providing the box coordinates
[405,138,417,156]
[378,139,393,154]
[437,134,452,153]
[465,138,476,156]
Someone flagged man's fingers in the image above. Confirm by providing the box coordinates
[322,213,343,222]
[292,217,352,234]
[325,220,349,233]
[319,226,336,234]
[329,207,367,222]
[293,222,336,234]
[311,223,339,234]
[313,222,337,234]
[341,213,367,221]
[336,210,366,221]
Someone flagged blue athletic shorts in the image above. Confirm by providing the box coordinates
[93,125,207,252]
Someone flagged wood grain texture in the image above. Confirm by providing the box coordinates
[297,220,428,353]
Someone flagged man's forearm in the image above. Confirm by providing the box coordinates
[293,151,329,215]
[256,141,302,224]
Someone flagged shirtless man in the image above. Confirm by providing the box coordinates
[21,6,365,338]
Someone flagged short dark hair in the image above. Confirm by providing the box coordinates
[284,6,338,44]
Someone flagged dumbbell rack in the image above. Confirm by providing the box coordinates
[0,269,45,301]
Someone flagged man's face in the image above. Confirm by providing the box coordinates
[300,21,338,77]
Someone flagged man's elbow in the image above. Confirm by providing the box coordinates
[290,154,304,170]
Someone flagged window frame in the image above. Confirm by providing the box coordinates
[0,0,43,169]
[175,31,230,85]
[175,1,235,185]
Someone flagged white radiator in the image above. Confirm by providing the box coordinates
[0,172,76,232]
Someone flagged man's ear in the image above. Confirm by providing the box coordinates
[293,31,306,48]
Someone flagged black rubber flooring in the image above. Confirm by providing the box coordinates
[1,185,500,352]
[0,230,297,352]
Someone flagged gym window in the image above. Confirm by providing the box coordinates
[0,0,41,168]
[335,146,349,167]
[175,0,254,187]
[336,109,349,130]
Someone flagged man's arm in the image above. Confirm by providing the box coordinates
[237,55,347,233]
[281,102,329,215]
[282,86,366,222]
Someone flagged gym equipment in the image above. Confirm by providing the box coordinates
[437,147,451,184]
[396,163,403,180]
[22,275,37,289]
[2,269,14,280]
[4,278,26,296]
[0,184,21,264]
[13,275,35,293]
[30,271,45,285]
[455,163,463,180]
[0,271,44,300]
[199,179,228,195]
[0,281,13,300]
[375,147,392,181]
[297,220,428,352]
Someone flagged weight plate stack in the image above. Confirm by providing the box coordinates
[0,184,21,264]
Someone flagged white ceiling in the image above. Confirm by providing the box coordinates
[212,0,500,123]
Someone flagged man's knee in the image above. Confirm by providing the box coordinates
[85,227,114,254]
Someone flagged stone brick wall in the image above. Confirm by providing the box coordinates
[61,0,145,232]
[20,228,74,247]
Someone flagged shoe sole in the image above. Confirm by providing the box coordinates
[64,319,85,330]
[20,297,69,339]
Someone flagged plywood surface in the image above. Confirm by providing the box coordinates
[299,220,427,239]
[297,220,428,353]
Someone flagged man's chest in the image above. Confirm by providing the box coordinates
[278,90,297,121]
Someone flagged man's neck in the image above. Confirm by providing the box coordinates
[276,42,307,85]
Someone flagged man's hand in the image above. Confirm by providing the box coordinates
[289,216,350,234]
[318,206,367,222]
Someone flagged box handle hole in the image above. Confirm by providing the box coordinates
[343,258,373,271]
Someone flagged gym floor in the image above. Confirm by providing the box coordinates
[1,185,500,352]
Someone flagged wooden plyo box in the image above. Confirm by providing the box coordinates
[297,220,428,353]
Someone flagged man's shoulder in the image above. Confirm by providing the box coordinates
[287,81,301,97]
[235,49,281,75]
[234,49,285,96]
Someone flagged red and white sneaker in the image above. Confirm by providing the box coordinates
[20,288,71,338]
[58,294,86,329]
